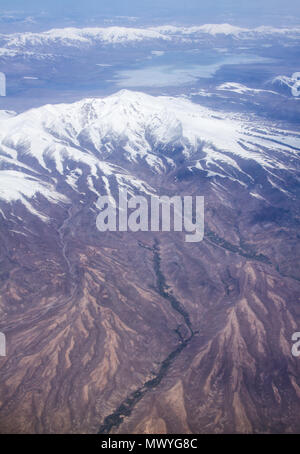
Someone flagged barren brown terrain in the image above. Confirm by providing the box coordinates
[1,169,300,434]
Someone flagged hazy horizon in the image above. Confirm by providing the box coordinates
[1,0,300,30]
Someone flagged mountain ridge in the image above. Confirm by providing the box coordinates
[1,23,300,52]
[0,89,299,221]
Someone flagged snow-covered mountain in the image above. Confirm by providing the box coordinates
[271,74,300,97]
[216,82,278,96]
[0,23,299,52]
[1,93,300,435]
[0,90,299,220]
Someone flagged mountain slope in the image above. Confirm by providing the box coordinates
[0,90,299,218]
[0,90,300,434]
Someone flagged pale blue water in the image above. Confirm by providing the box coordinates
[114,51,274,88]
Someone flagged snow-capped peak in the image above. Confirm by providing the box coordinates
[0,90,299,221]
[1,89,299,166]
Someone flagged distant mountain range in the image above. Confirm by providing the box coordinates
[0,23,300,53]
